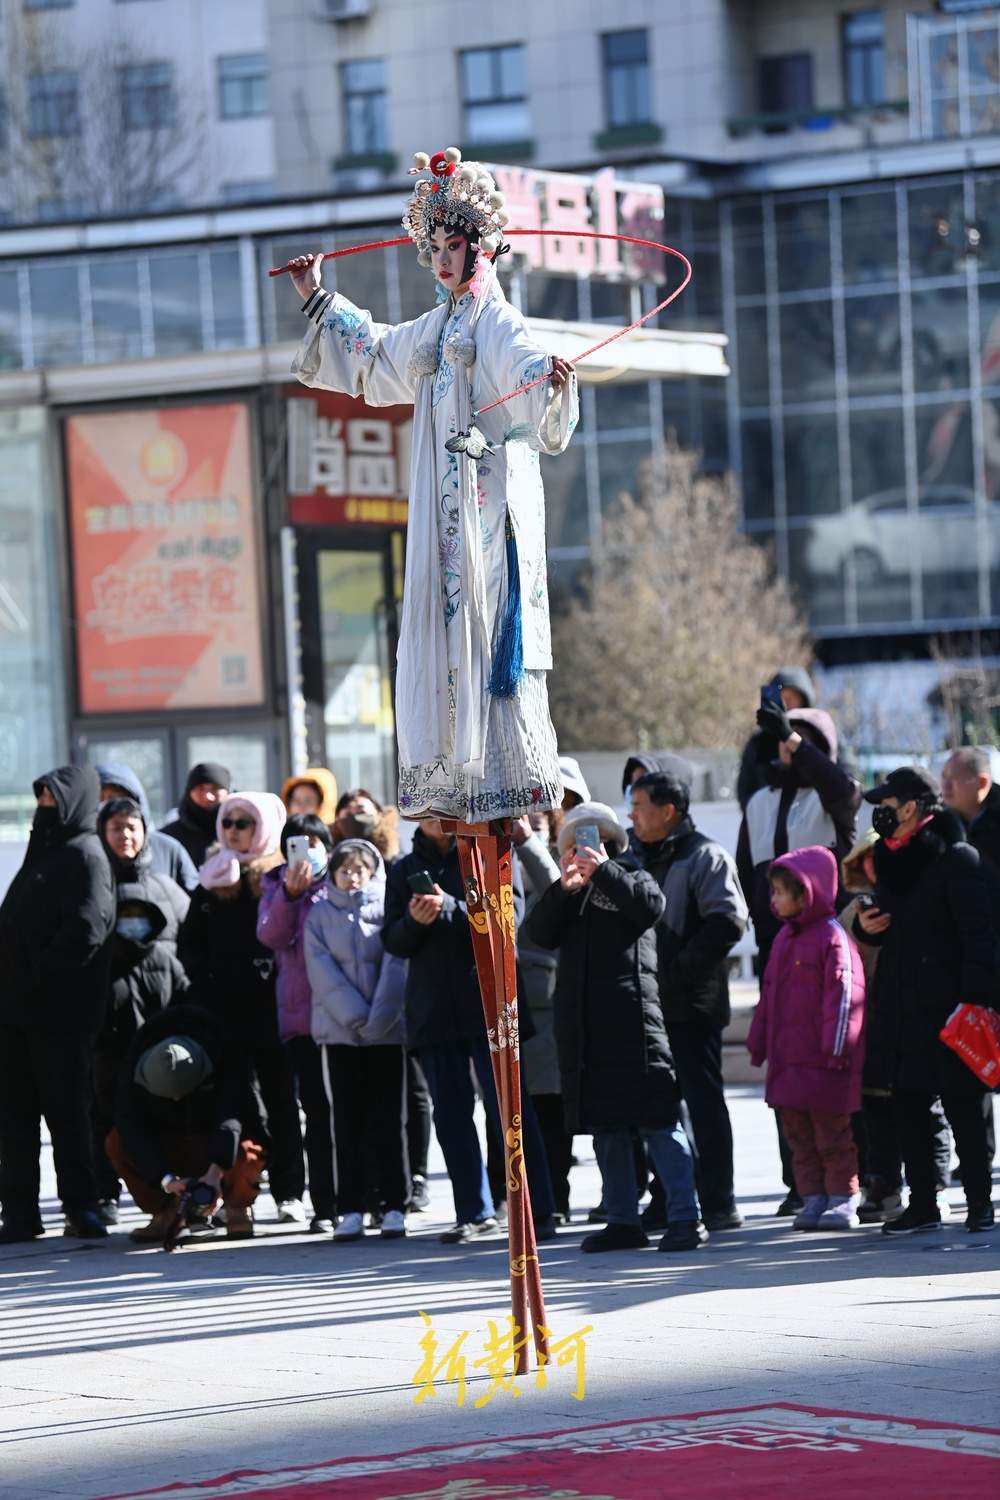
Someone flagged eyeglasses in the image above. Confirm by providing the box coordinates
[221,817,253,831]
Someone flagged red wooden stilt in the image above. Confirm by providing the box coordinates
[446,818,549,1374]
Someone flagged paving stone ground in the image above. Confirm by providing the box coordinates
[1,1084,997,1499]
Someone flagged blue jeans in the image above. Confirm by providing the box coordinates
[594,1124,700,1227]
[419,1039,556,1226]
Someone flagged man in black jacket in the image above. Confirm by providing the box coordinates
[858,767,997,1235]
[0,766,115,1242]
[942,747,1000,887]
[160,761,232,868]
[631,770,748,1232]
[382,817,557,1244]
[107,1004,261,1242]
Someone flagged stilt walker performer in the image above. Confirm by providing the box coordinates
[286,147,579,1371]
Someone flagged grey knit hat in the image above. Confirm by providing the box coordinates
[556,801,628,857]
[134,1037,213,1100]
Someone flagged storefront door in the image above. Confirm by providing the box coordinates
[298,530,402,807]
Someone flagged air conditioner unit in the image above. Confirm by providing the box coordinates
[323,0,373,19]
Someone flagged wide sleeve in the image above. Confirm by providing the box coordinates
[484,302,578,456]
[292,286,421,407]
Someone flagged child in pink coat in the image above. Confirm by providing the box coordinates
[747,845,867,1231]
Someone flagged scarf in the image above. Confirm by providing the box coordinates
[199,793,286,890]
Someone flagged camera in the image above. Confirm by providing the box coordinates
[185,1179,217,1208]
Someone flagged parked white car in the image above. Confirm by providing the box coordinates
[805,485,987,585]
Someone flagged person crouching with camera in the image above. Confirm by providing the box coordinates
[106,1003,264,1243]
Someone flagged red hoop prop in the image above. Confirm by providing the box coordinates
[269,229,692,416]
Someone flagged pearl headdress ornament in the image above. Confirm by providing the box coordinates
[402,147,511,268]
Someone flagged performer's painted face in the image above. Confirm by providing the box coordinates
[429,226,471,289]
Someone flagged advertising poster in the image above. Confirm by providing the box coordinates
[285,386,411,527]
[66,402,265,714]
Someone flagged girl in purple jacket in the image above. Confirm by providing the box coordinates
[257,813,336,1233]
[747,845,866,1231]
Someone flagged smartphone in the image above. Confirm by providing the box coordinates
[856,893,878,911]
[760,682,783,713]
[407,870,438,896]
[286,835,310,866]
[574,822,601,855]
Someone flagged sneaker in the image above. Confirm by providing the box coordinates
[129,1208,179,1244]
[581,1224,649,1253]
[439,1216,498,1244]
[333,1212,365,1242]
[936,1194,952,1222]
[533,1214,558,1242]
[586,1201,608,1224]
[0,1217,45,1244]
[97,1199,120,1227]
[381,1209,406,1239]
[966,1203,995,1234]
[858,1190,903,1224]
[882,1205,942,1236]
[703,1205,744,1232]
[226,1207,254,1239]
[817,1194,861,1230]
[494,1200,508,1226]
[793,1194,829,1231]
[658,1220,709,1252]
[63,1210,108,1240]
[639,1202,668,1231]
[277,1198,307,1224]
[408,1175,431,1213]
[310,1216,334,1234]
[776,1190,803,1217]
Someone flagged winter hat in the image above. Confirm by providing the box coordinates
[281,767,339,823]
[558,756,590,805]
[134,1036,213,1100]
[556,801,628,857]
[199,792,287,889]
[186,762,231,794]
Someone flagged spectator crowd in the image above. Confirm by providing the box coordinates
[0,673,996,1254]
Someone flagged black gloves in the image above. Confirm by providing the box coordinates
[756,703,794,742]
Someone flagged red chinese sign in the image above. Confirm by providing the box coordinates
[285,387,410,527]
[66,403,265,713]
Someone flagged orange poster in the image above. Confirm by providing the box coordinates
[66,403,265,714]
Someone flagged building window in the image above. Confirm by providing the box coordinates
[758,53,815,115]
[843,10,884,107]
[24,0,74,8]
[341,59,388,153]
[218,54,270,120]
[221,179,275,203]
[602,29,651,128]
[460,44,528,144]
[28,71,79,136]
[119,62,176,130]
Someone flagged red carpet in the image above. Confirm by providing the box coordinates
[100,1403,1000,1499]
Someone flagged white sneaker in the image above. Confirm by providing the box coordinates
[936,1194,952,1222]
[381,1209,406,1239]
[817,1194,861,1230]
[792,1194,828,1230]
[333,1211,364,1242]
[277,1198,307,1224]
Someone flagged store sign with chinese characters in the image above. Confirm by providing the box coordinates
[492,164,666,281]
[285,387,411,527]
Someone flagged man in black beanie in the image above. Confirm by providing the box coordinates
[161,763,232,868]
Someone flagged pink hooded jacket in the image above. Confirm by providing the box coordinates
[747,845,866,1114]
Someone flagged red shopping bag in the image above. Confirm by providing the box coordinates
[940,1003,1000,1087]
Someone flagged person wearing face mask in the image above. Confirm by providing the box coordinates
[304,841,409,1242]
[737,704,861,1216]
[161,762,233,868]
[94,796,191,1223]
[0,767,115,1243]
[854,767,997,1237]
[331,788,401,865]
[257,814,337,1233]
[178,792,308,1231]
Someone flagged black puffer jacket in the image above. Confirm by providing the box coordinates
[160,763,230,868]
[0,766,115,1033]
[177,854,283,1049]
[858,808,998,1095]
[967,783,1000,923]
[98,800,190,956]
[104,885,190,1045]
[527,854,675,1133]
[115,1004,256,1187]
[382,828,525,1050]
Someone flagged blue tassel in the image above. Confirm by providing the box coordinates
[489,513,524,699]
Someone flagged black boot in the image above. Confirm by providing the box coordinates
[63,1210,109,1240]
